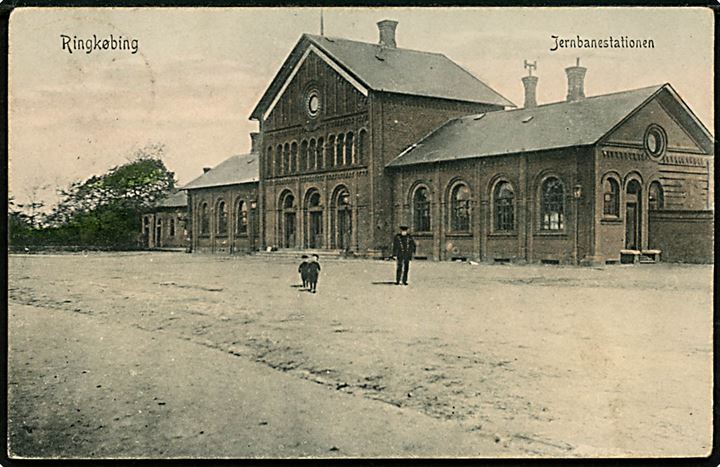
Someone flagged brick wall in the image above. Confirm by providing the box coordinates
[370,92,503,253]
[188,183,259,254]
[390,147,589,263]
[648,210,714,263]
[142,208,188,249]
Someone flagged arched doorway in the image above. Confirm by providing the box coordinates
[305,189,323,249]
[625,179,642,250]
[332,186,352,251]
[280,191,296,248]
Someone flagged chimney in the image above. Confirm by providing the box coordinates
[522,60,538,108]
[565,57,587,102]
[203,167,212,173]
[377,19,398,48]
[250,132,259,153]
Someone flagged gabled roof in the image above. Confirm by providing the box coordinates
[387,83,714,168]
[156,190,187,208]
[182,153,259,190]
[250,34,514,120]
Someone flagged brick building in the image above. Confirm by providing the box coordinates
[186,19,713,263]
[141,190,188,249]
[387,76,714,263]
[250,20,513,256]
[183,137,260,254]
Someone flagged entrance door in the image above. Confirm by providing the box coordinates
[284,213,296,248]
[309,211,323,248]
[155,220,162,248]
[625,202,638,249]
[337,208,351,251]
[625,180,642,250]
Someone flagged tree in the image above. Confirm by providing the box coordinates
[40,144,176,248]
[8,195,34,247]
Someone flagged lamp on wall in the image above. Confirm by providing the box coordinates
[573,184,583,199]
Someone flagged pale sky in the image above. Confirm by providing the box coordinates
[8,7,714,209]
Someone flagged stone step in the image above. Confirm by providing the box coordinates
[253,249,355,260]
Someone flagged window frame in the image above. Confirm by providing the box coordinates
[448,182,472,234]
[648,180,664,211]
[493,180,516,233]
[539,176,565,232]
[199,202,210,236]
[216,200,228,236]
[236,200,248,236]
[412,185,432,233]
[602,176,621,218]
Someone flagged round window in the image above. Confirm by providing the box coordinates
[644,125,666,159]
[305,90,321,118]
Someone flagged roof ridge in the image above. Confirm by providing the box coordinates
[457,83,666,118]
[305,33,448,57]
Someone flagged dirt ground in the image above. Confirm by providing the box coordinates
[7,252,713,458]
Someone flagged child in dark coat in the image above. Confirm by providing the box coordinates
[298,255,309,289]
[305,254,321,293]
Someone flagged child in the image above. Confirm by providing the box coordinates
[305,254,321,293]
[298,255,309,289]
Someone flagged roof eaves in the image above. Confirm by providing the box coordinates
[305,35,374,90]
[660,83,714,150]
[594,83,666,147]
[386,117,463,167]
[390,143,597,168]
[448,58,516,108]
[249,35,311,121]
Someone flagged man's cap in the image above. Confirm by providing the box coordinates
[301,254,309,258]
[399,225,409,230]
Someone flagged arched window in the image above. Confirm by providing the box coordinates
[327,135,335,168]
[309,139,317,171]
[200,203,209,235]
[649,181,664,210]
[450,183,471,232]
[358,130,367,165]
[300,140,308,173]
[307,190,321,208]
[603,177,620,217]
[216,200,228,235]
[317,137,325,170]
[540,177,564,230]
[236,200,248,235]
[275,144,282,176]
[290,142,298,173]
[336,133,345,166]
[413,186,431,232]
[345,132,354,165]
[283,192,295,209]
[494,181,515,232]
[283,143,290,175]
[266,146,274,178]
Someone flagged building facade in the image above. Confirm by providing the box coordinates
[387,76,714,263]
[141,190,189,249]
[183,136,260,254]
[250,21,513,256]
[183,19,713,263]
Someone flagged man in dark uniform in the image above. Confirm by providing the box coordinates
[392,225,416,285]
